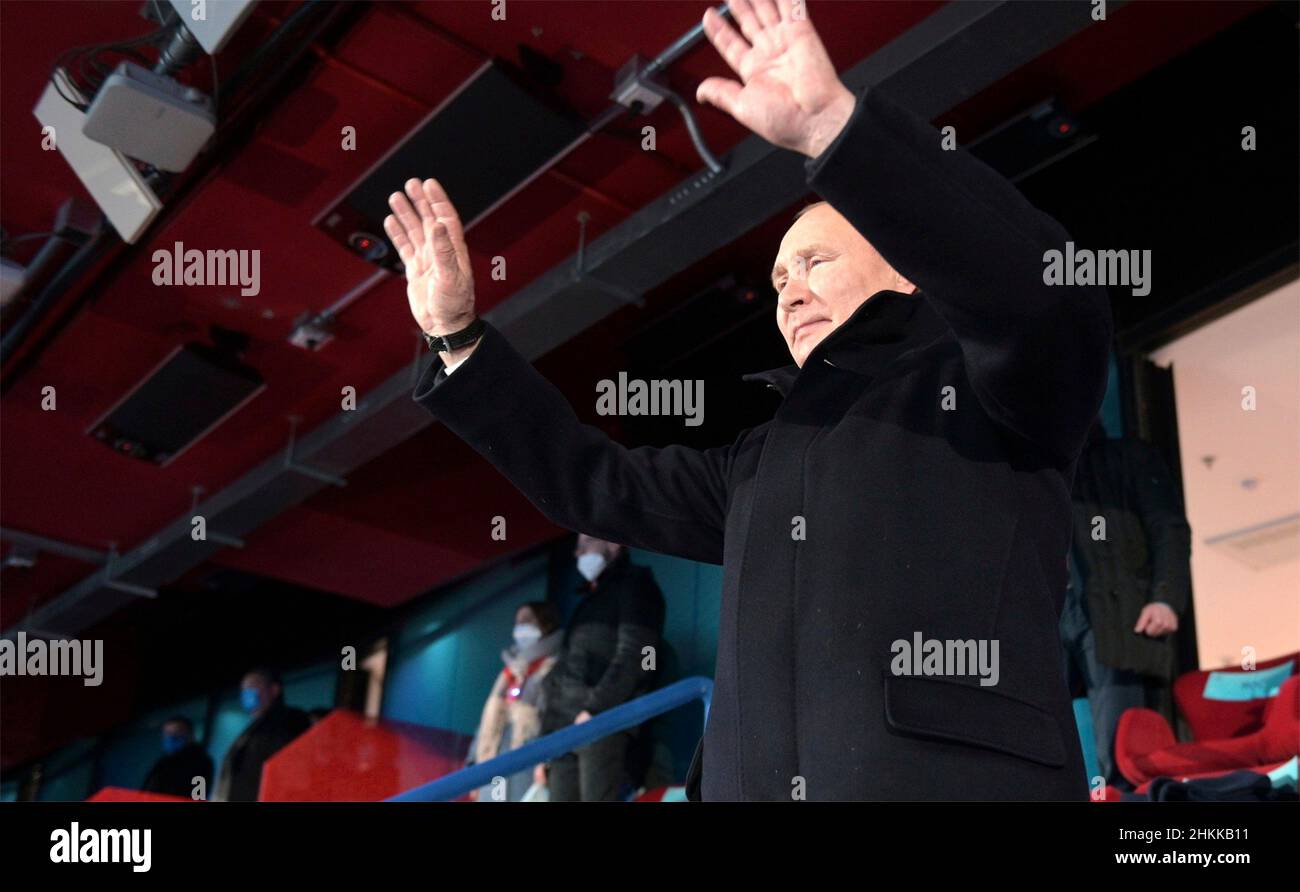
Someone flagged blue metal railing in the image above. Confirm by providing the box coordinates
[386,676,712,802]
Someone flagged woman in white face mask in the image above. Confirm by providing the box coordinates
[465,601,562,802]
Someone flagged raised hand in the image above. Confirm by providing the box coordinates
[696,0,856,159]
[384,178,476,347]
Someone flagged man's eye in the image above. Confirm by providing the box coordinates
[809,256,826,268]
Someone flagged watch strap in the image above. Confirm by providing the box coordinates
[423,316,485,353]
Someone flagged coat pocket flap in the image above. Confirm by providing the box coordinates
[883,675,1067,768]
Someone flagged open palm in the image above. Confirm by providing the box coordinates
[383,178,475,337]
[696,0,854,158]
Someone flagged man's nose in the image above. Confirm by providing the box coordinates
[778,279,809,311]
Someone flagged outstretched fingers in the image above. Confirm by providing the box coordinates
[424,214,462,288]
[421,180,466,243]
[728,0,764,45]
[696,76,743,116]
[749,0,782,30]
[382,214,417,269]
[386,188,424,251]
[702,6,750,79]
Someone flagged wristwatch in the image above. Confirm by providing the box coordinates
[422,316,485,353]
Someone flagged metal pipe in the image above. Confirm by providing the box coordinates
[641,3,732,81]
[154,24,201,75]
[0,224,109,371]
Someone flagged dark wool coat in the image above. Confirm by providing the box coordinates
[414,85,1112,800]
[541,552,666,733]
[215,701,310,802]
[1071,426,1192,679]
[141,743,213,799]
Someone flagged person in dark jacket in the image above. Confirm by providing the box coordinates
[1063,417,1192,784]
[214,667,311,802]
[388,1,1110,800]
[141,716,213,799]
[542,535,665,801]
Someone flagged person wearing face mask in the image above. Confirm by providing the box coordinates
[464,601,562,802]
[536,534,665,801]
[214,667,311,802]
[141,716,213,799]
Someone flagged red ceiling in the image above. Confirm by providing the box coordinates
[0,1,1259,625]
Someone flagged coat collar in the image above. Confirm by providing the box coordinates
[742,290,949,398]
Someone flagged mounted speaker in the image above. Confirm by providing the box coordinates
[314,59,586,272]
[967,98,1093,185]
[87,332,264,466]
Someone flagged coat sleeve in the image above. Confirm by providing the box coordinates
[584,572,666,715]
[1130,441,1192,615]
[805,86,1113,463]
[413,323,741,564]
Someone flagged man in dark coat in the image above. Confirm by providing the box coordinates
[542,534,665,801]
[1063,418,1192,784]
[214,667,311,802]
[387,1,1110,799]
[141,716,213,799]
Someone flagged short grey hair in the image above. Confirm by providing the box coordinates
[793,200,829,222]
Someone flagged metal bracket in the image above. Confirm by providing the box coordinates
[206,531,246,548]
[572,212,644,308]
[611,55,724,175]
[105,579,158,598]
[99,542,157,597]
[282,416,348,487]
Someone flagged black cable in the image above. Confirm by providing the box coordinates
[209,53,220,124]
[47,24,171,109]
[50,46,92,108]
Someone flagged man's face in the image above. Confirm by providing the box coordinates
[161,720,191,743]
[161,720,191,753]
[240,673,277,716]
[574,534,620,562]
[771,203,913,366]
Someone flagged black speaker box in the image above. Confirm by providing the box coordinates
[87,340,264,465]
[314,59,586,272]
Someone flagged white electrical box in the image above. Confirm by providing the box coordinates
[168,0,257,55]
[82,62,215,172]
[33,72,163,244]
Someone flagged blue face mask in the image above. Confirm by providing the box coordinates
[240,687,262,713]
[162,733,187,755]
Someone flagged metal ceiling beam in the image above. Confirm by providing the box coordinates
[10,1,1107,635]
[0,527,108,564]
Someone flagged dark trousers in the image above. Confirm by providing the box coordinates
[548,731,632,802]
[1060,583,1147,787]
